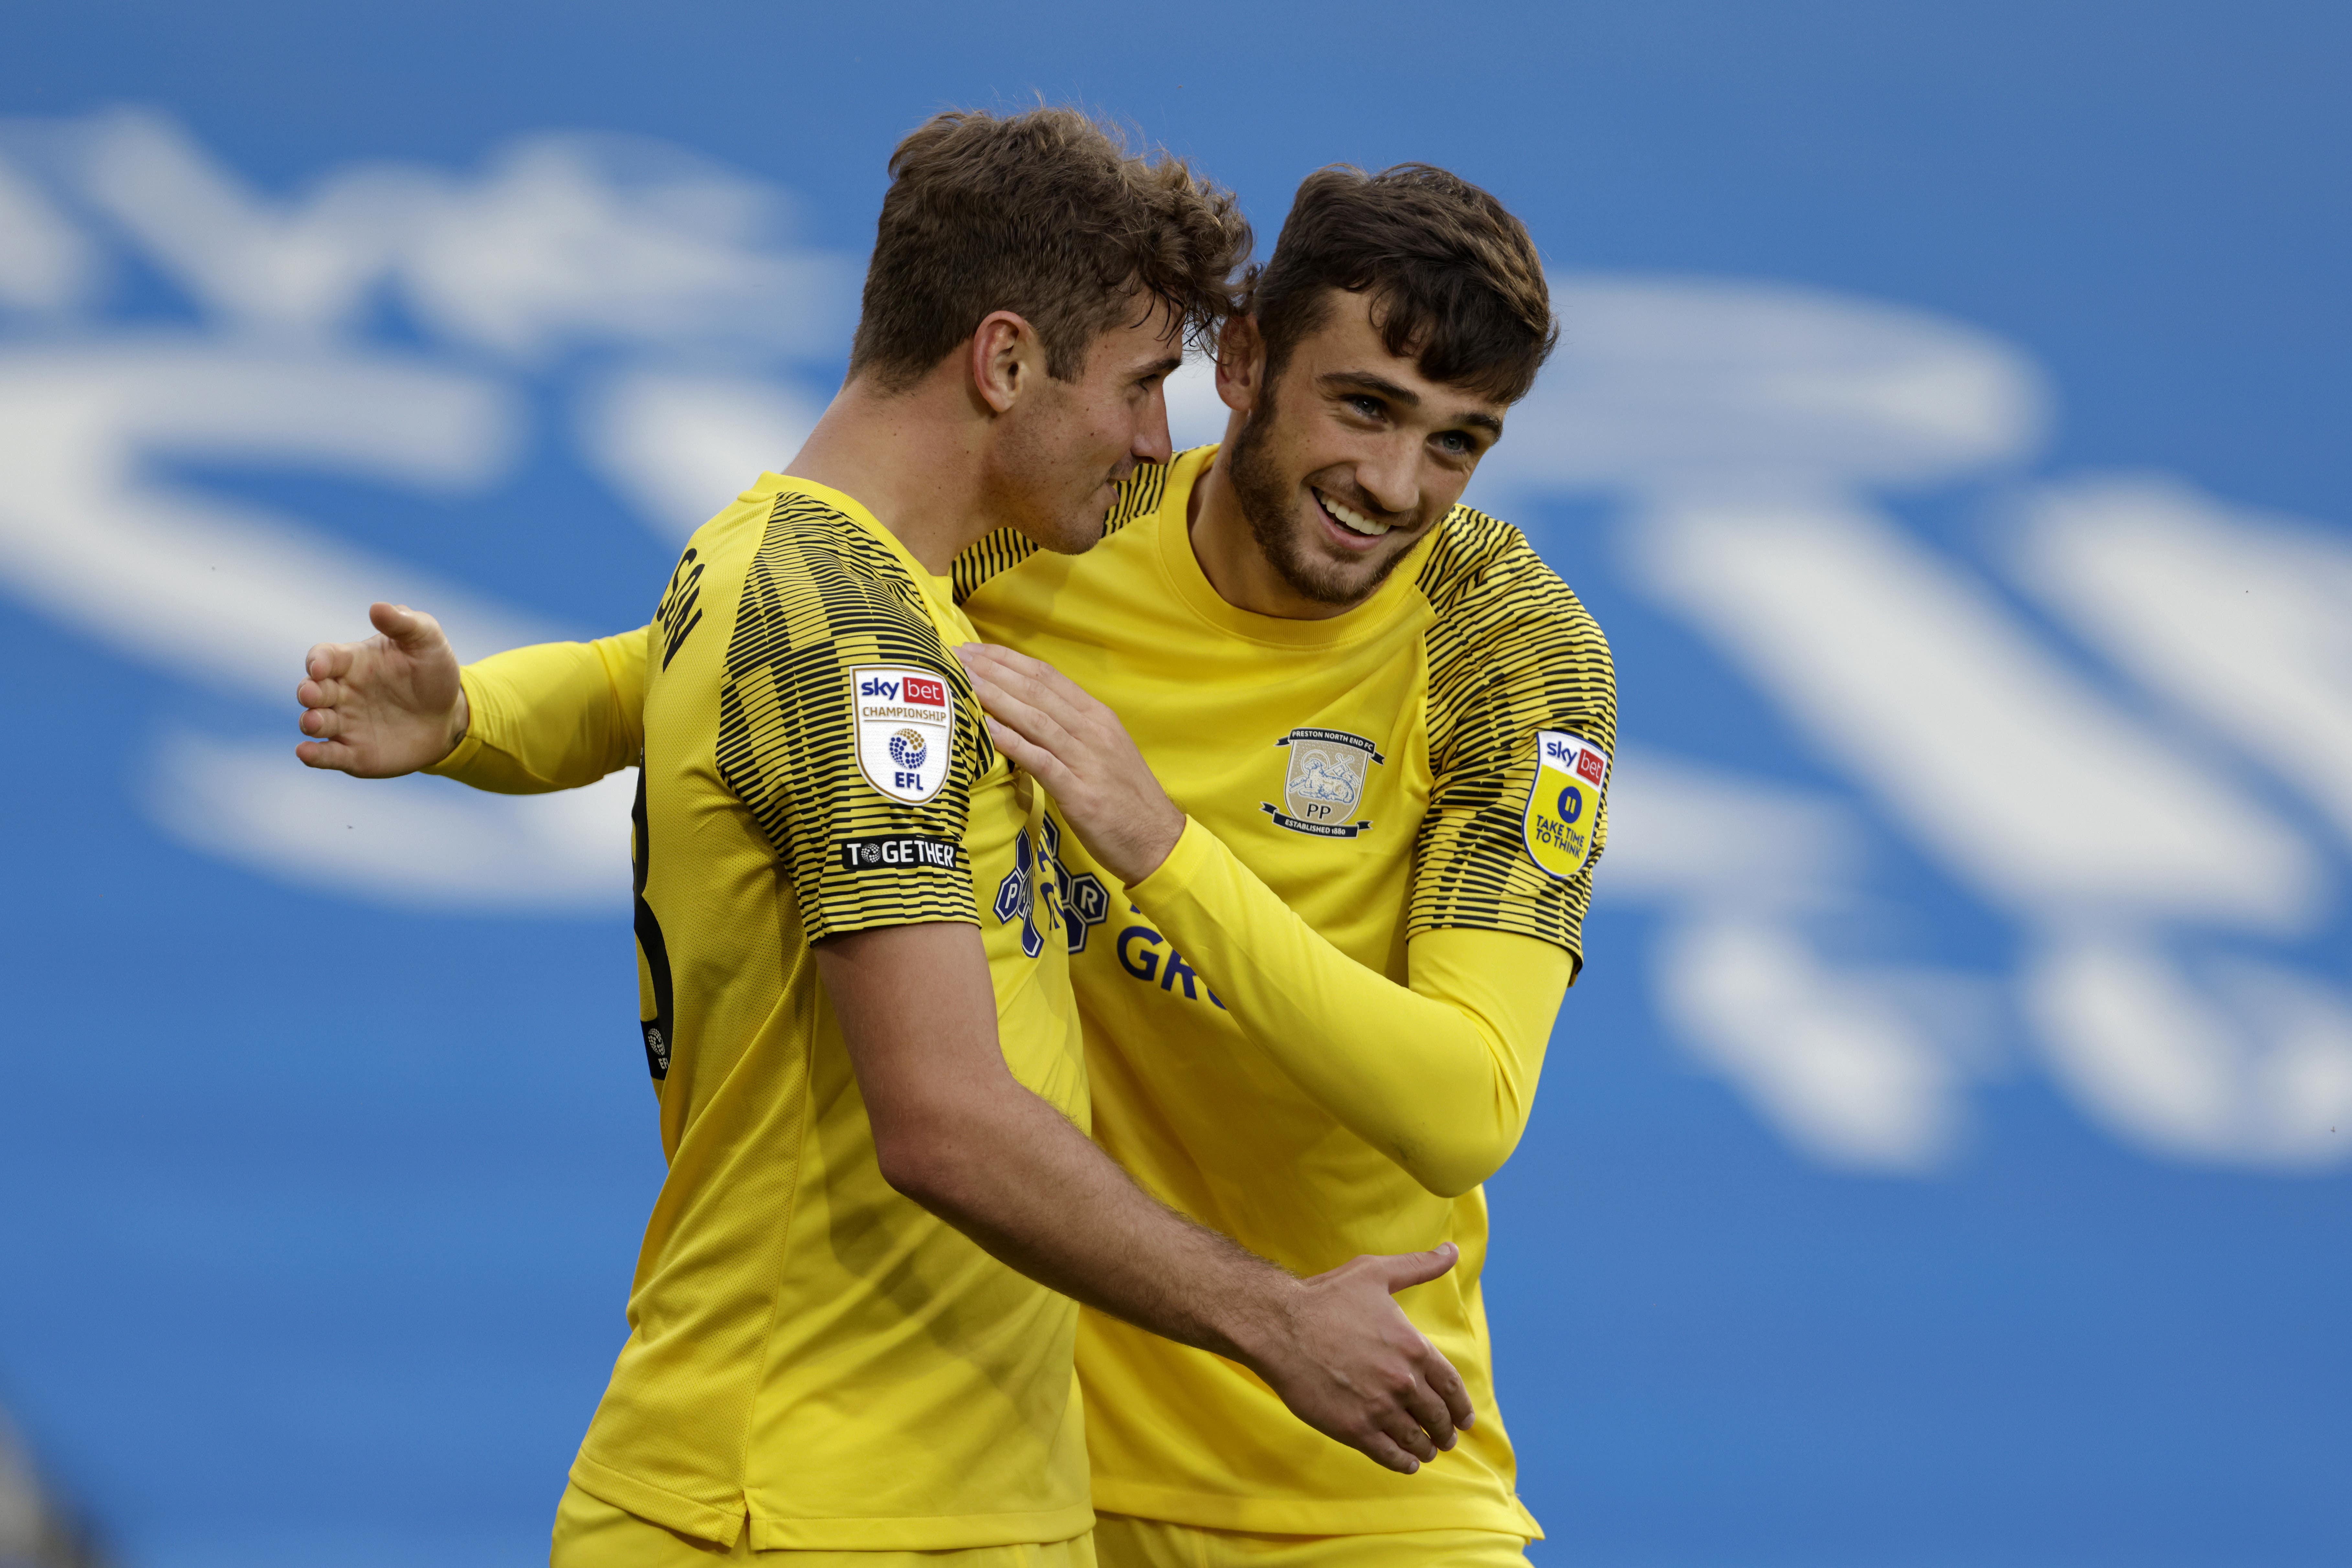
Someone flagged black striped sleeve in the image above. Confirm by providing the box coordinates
[715,492,989,941]
[1408,508,1618,967]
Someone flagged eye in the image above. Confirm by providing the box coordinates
[1345,394,1384,419]
[1434,430,1475,457]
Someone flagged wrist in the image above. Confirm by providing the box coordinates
[1112,805,1189,890]
[441,684,471,762]
[1215,1269,1304,1374]
[1110,808,1195,893]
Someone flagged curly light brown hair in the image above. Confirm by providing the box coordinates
[848,109,1252,391]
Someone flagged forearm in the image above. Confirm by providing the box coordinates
[822,918,1471,1473]
[427,626,650,793]
[1128,821,1571,1196]
[819,925,1294,1364]
[910,1078,1298,1365]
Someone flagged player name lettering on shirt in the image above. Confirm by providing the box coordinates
[655,547,705,670]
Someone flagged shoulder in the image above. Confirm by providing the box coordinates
[752,490,906,578]
[713,490,944,673]
[1415,504,1617,772]
[1417,505,1612,682]
[749,491,927,612]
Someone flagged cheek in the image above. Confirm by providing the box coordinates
[1425,462,1474,512]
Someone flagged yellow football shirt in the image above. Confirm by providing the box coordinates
[437,475,1092,1552]
[952,446,1615,1538]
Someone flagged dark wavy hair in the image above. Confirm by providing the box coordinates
[1242,163,1556,404]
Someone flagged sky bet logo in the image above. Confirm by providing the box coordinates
[1545,735,1608,786]
[858,673,948,706]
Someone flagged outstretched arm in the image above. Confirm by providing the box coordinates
[296,605,650,793]
[958,642,1572,1198]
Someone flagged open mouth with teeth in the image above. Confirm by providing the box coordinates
[1314,487,1392,540]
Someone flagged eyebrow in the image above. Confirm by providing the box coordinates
[1319,371,1505,436]
[1140,353,1183,378]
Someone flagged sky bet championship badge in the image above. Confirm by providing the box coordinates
[851,664,954,804]
[1262,727,1383,838]
[1525,729,1609,880]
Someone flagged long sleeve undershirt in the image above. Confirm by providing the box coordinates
[1127,817,1572,1199]
[425,627,649,794]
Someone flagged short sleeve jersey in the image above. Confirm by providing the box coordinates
[576,475,1091,1553]
[952,446,1616,1540]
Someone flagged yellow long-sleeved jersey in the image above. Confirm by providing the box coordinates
[443,475,1093,1552]
[435,446,1616,1540]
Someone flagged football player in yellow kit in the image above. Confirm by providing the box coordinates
[294,118,1479,1567]
[949,168,1609,1568]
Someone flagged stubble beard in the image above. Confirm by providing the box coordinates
[992,404,1122,557]
[1227,384,1415,609]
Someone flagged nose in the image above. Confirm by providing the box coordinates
[1355,434,1420,518]
[1133,381,1175,467]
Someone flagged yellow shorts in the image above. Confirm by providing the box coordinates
[1093,1514,1530,1568]
[550,1480,1098,1567]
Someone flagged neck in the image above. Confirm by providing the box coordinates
[1186,441,1354,621]
[783,370,998,575]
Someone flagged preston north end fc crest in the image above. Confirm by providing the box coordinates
[1263,728,1383,838]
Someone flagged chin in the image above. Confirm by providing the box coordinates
[1026,504,1108,556]
[1279,526,1417,606]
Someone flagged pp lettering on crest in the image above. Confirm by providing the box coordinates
[1524,728,1609,882]
[850,663,956,804]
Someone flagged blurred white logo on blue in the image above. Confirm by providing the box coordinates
[3,110,2346,1177]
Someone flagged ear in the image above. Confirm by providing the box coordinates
[969,310,1041,415]
[1214,314,1266,415]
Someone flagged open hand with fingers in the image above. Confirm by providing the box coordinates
[294,602,469,777]
[1242,1242,1477,1474]
[953,642,1187,886]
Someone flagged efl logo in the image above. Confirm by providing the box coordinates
[1575,748,1607,784]
[851,663,955,805]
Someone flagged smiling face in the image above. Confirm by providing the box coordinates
[986,302,1185,554]
[1222,289,1507,608]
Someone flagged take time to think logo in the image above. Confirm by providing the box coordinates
[1524,729,1609,881]
[1262,727,1382,839]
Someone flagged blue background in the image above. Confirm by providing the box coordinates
[3,4,2348,1565]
